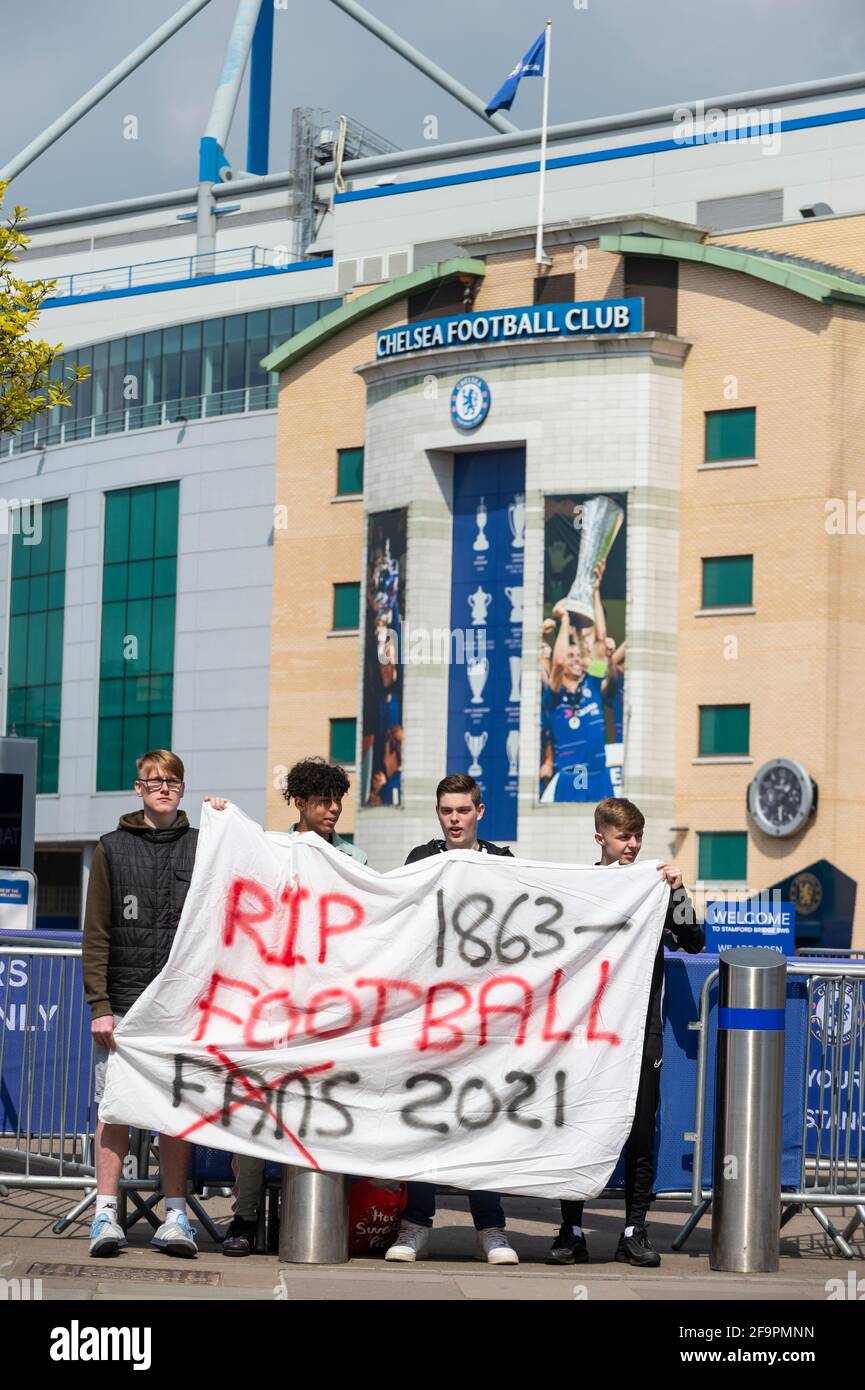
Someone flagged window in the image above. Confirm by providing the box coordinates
[407,279,467,323]
[333,583,361,630]
[533,272,575,305]
[337,447,364,496]
[96,482,179,791]
[330,718,357,765]
[702,555,753,608]
[698,832,747,881]
[623,255,678,334]
[705,408,756,462]
[699,705,750,756]
[6,499,68,793]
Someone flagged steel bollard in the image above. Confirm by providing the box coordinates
[710,946,787,1272]
[279,1166,349,1264]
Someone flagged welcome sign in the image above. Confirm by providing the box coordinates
[102,805,669,1200]
[376,298,644,360]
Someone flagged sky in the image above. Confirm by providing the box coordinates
[4,0,865,217]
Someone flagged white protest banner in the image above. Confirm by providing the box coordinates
[101,804,670,1199]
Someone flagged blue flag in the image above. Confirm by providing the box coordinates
[485,30,546,116]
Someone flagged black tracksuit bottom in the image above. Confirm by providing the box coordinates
[561,1031,663,1230]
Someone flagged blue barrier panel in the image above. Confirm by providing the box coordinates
[1,938,810,1194]
[0,931,93,1136]
[804,964,863,1158]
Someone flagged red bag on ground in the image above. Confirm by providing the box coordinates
[348,1179,407,1255]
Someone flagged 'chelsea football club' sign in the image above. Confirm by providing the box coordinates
[451,375,491,430]
[376,298,643,360]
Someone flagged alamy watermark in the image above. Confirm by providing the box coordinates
[377,622,488,667]
[673,101,782,155]
[0,498,42,545]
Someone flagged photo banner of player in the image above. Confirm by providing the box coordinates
[447,449,526,843]
[540,493,627,804]
[361,509,406,807]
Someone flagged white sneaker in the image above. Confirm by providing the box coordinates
[476,1228,519,1264]
[385,1221,430,1262]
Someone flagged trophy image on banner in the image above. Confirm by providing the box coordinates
[465,730,488,777]
[508,493,526,549]
[509,655,522,703]
[505,585,524,625]
[467,656,489,705]
[473,497,490,552]
[506,729,520,778]
[468,585,492,626]
[553,496,624,622]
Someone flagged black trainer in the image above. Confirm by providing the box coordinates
[545,1223,589,1265]
[222,1215,257,1257]
[615,1224,661,1267]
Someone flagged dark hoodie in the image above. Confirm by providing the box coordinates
[82,810,197,1019]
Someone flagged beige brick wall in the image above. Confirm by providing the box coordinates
[711,214,865,277]
[674,260,865,940]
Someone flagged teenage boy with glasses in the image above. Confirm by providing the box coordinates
[83,748,227,1258]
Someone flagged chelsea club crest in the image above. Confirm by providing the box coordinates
[451,375,491,430]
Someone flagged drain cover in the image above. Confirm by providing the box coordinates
[27,1262,221,1285]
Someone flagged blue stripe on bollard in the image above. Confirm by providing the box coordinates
[718,1006,786,1031]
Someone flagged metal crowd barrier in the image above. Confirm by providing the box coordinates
[674,954,865,1256]
[0,939,222,1241]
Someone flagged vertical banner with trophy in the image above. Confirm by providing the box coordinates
[447,449,526,842]
[540,493,627,804]
[361,509,406,806]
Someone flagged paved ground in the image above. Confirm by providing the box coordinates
[1,1186,863,1301]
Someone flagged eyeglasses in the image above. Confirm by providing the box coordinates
[137,778,183,793]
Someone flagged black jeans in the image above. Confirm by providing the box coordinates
[561,1031,662,1229]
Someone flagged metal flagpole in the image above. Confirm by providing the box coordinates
[535,18,553,266]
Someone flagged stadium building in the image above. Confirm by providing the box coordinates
[2,19,864,945]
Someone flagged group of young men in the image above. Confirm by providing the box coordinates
[82,749,704,1267]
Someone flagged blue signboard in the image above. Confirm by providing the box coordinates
[376,298,644,360]
[0,880,28,905]
[705,898,796,956]
[447,449,525,843]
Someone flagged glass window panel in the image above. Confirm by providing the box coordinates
[150,596,176,672]
[702,555,753,607]
[143,331,162,405]
[6,687,26,729]
[11,531,31,579]
[48,499,67,572]
[45,610,64,684]
[11,577,29,615]
[333,582,360,629]
[145,673,173,715]
[28,524,49,576]
[25,611,47,685]
[705,408,756,462]
[152,556,176,596]
[129,487,156,562]
[100,602,128,679]
[39,722,60,794]
[147,712,173,755]
[269,305,293,350]
[122,716,151,785]
[104,491,130,564]
[108,336,126,412]
[162,325,181,402]
[72,349,92,419]
[100,677,124,718]
[202,317,223,397]
[154,483,179,559]
[698,832,747,881]
[181,321,202,398]
[294,301,317,333]
[329,717,357,765]
[48,570,65,609]
[337,447,364,495]
[102,562,127,603]
[96,717,123,791]
[699,704,750,756]
[28,574,49,611]
[126,598,153,668]
[92,342,109,417]
[44,683,61,723]
[125,335,143,408]
[127,559,154,600]
[8,616,28,687]
[317,297,341,318]
[223,315,246,390]
[245,310,269,388]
